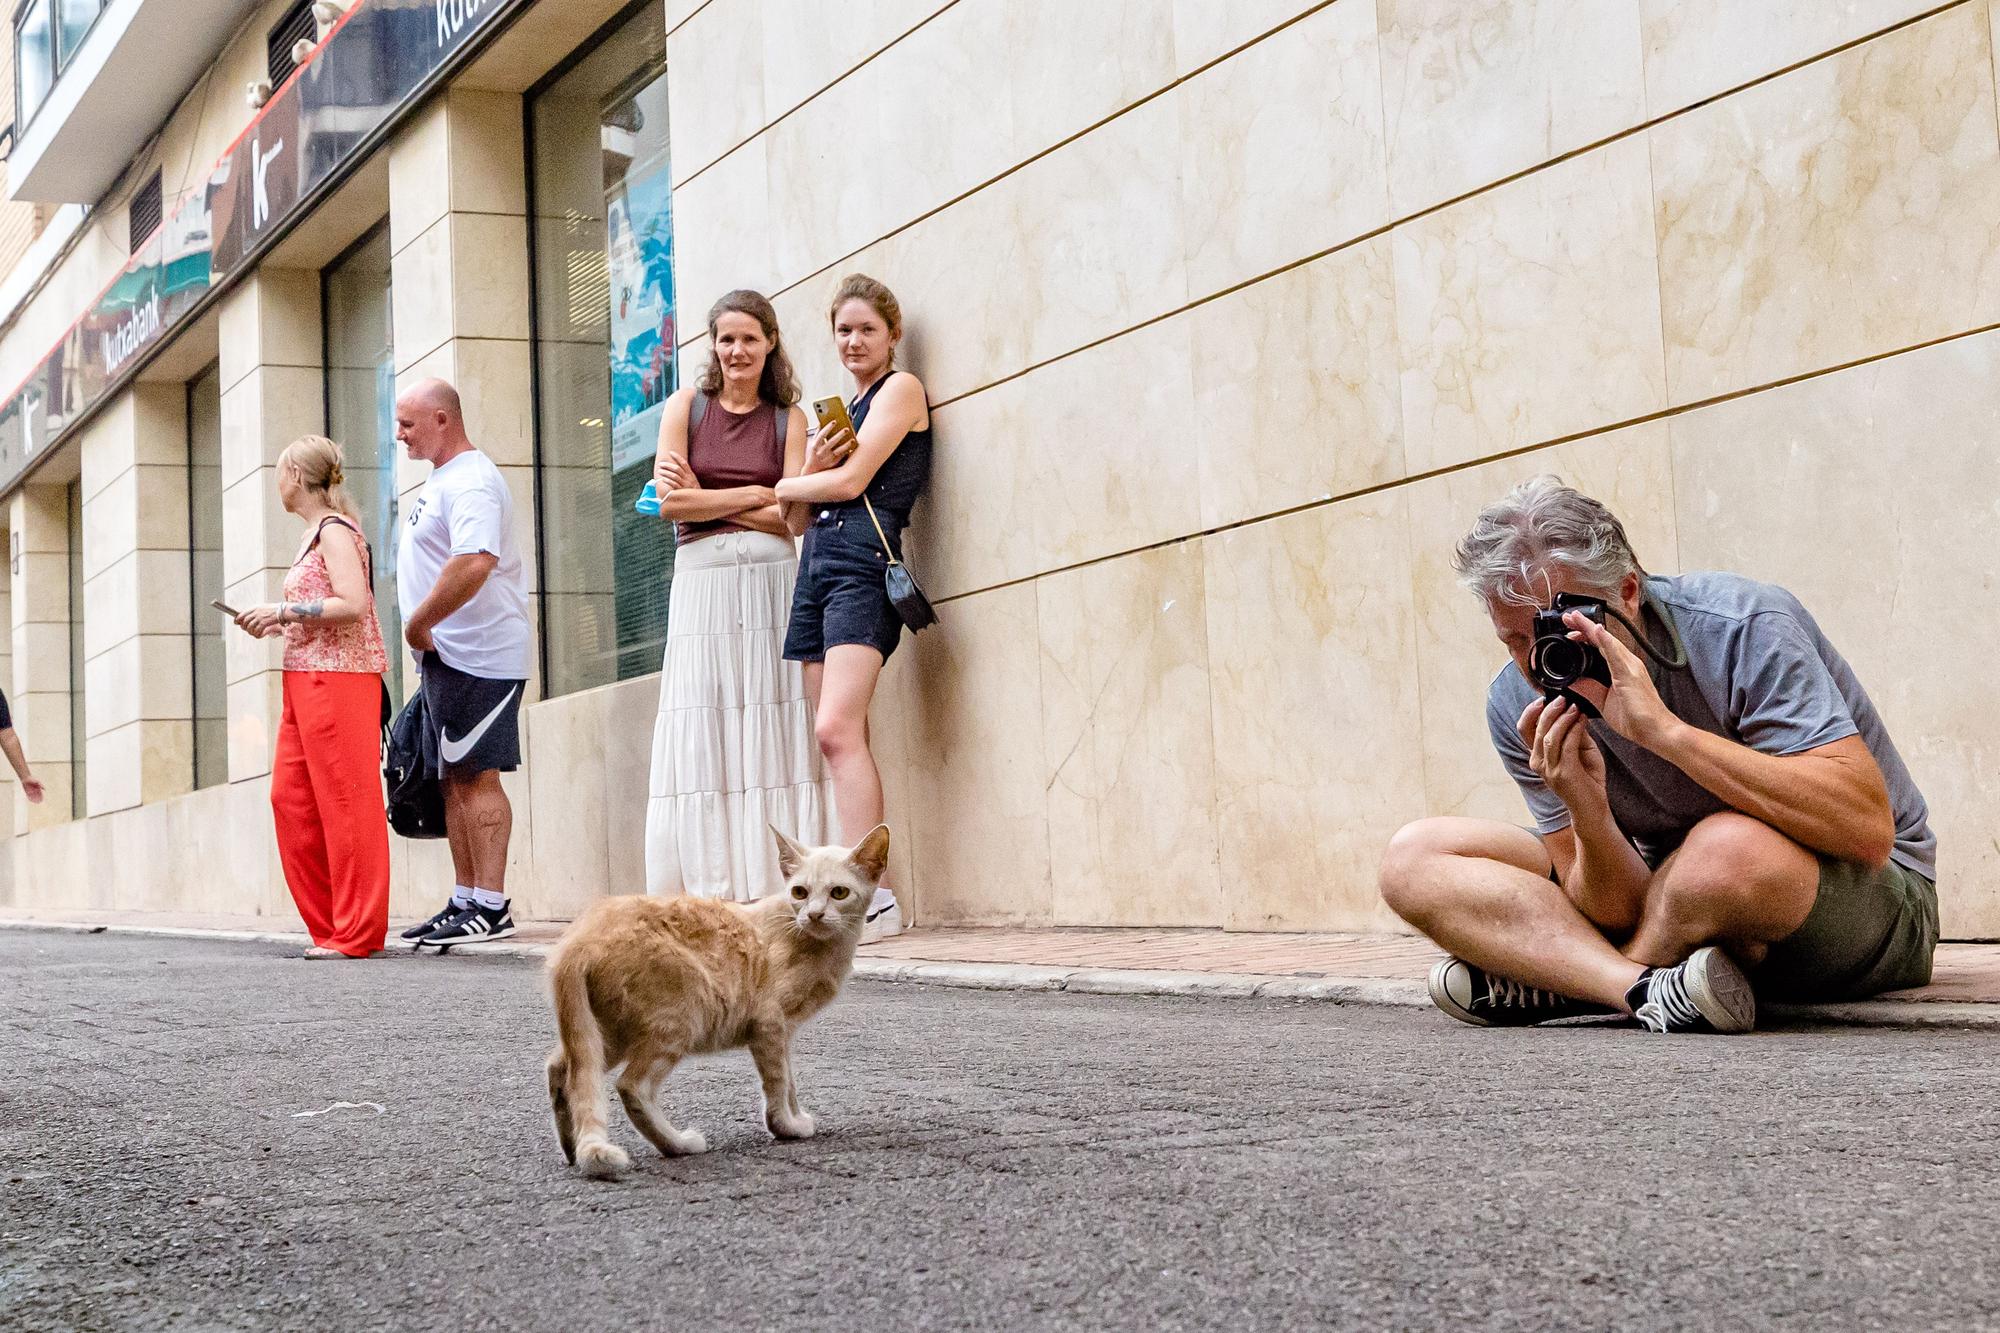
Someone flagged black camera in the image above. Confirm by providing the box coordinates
[1529,593,1611,698]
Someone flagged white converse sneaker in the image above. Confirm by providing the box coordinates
[860,892,903,945]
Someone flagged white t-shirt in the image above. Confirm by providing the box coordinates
[397,449,532,680]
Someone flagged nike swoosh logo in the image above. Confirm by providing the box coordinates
[439,686,520,765]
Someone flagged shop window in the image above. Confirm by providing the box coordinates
[528,5,672,697]
[187,363,225,790]
[321,223,400,703]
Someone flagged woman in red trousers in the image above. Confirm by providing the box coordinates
[233,436,391,959]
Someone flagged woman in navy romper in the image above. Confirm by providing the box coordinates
[778,274,932,941]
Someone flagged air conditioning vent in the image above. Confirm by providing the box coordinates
[128,170,161,252]
[266,0,315,88]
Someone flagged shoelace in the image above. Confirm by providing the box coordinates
[1485,975,1566,1010]
[1633,966,1703,1032]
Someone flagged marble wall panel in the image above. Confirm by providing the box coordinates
[1666,331,2000,934]
[1641,0,1949,118]
[895,582,1052,924]
[1038,541,1222,926]
[1179,0,1388,297]
[1652,4,2000,405]
[1378,0,1645,216]
[1171,0,1322,74]
[1202,490,1427,930]
[1190,234,1404,530]
[1394,135,1667,475]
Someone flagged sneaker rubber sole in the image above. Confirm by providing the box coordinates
[417,924,518,951]
[1679,945,1756,1034]
[1427,957,1492,1026]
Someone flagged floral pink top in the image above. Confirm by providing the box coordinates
[282,517,389,674]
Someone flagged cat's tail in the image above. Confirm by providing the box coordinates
[548,952,629,1180]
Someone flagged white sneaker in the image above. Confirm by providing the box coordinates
[860,894,903,945]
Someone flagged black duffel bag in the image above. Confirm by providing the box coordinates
[383,685,447,839]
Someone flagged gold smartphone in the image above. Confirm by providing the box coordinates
[811,395,855,442]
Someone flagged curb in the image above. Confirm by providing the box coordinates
[850,957,1431,1006]
[6,917,1998,1028]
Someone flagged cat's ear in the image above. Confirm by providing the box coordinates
[850,824,891,882]
[770,824,808,879]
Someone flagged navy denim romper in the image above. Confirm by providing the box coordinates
[783,372,932,663]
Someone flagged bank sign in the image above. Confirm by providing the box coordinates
[0,0,527,494]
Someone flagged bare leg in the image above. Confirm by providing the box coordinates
[811,645,886,845]
[615,1050,708,1157]
[748,1026,815,1140]
[443,768,512,893]
[1625,812,1818,969]
[1380,817,1645,1010]
[443,780,476,889]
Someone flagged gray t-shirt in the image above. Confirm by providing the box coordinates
[1487,572,1935,879]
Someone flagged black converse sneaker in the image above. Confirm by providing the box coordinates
[418,902,517,951]
[401,900,466,942]
[1626,946,1756,1034]
[1428,956,1613,1027]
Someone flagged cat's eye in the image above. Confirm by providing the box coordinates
[830,886,850,900]
[790,885,807,900]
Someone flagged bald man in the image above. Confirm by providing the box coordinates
[393,377,532,950]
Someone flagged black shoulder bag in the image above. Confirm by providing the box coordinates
[846,377,937,633]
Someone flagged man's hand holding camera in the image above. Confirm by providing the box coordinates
[1558,610,1678,753]
[1517,693,1608,818]
[1520,609,1683,815]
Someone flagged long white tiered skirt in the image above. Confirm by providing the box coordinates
[643,531,833,900]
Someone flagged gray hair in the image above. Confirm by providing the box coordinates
[1452,474,1645,607]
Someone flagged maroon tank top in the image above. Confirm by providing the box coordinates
[677,394,787,545]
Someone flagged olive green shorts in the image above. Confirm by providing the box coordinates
[1752,856,1939,1003]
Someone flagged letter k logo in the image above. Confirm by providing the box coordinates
[253,136,285,228]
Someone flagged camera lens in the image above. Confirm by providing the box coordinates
[1534,636,1587,686]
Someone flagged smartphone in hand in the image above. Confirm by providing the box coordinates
[811,396,855,441]
[210,598,241,618]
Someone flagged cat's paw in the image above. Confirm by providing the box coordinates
[575,1138,631,1181]
[669,1128,709,1156]
[769,1110,817,1140]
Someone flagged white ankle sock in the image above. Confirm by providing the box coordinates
[451,885,474,908]
[473,887,506,912]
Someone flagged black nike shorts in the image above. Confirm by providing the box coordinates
[420,651,524,775]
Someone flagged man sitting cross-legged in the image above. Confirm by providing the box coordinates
[1379,476,1938,1034]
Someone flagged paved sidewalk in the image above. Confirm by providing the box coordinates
[3,905,1997,1024]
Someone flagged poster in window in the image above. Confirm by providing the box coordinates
[607,162,677,474]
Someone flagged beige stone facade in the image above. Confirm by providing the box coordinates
[0,0,1994,938]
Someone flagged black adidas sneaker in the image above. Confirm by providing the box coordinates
[419,902,517,951]
[400,900,466,943]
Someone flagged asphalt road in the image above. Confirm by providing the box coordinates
[5,930,2000,1331]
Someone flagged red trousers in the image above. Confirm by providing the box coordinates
[272,671,390,956]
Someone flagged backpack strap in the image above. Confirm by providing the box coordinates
[689,390,708,434]
[774,401,788,452]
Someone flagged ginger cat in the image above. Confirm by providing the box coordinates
[546,824,890,1180]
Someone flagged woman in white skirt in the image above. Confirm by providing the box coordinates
[643,289,832,899]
